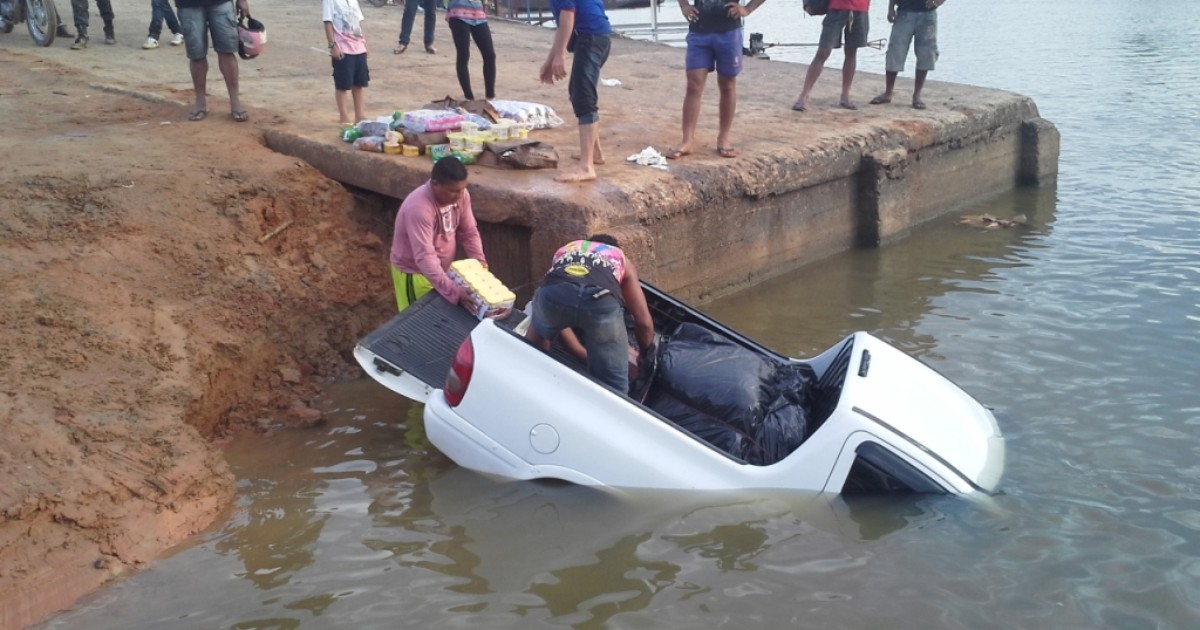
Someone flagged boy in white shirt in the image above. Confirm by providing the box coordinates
[323,0,369,124]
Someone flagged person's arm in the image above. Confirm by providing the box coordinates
[558,328,588,361]
[726,0,765,19]
[679,0,697,23]
[539,9,575,85]
[455,191,487,266]
[402,201,465,304]
[324,22,343,60]
[619,257,655,354]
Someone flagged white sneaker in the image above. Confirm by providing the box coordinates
[142,37,159,49]
[169,32,184,46]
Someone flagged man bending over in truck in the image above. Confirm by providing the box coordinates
[525,235,655,394]
[390,157,489,311]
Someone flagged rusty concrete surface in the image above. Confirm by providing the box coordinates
[5,0,1058,301]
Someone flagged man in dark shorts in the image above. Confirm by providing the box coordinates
[667,0,766,160]
[177,0,250,122]
[539,0,611,183]
[792,0,869,111]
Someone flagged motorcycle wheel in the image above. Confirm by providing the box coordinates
[24,0,55,46]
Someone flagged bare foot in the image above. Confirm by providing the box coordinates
[555,169,597,183]
[571,154,606,165]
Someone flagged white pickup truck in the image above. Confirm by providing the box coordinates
[354,283,1005,497]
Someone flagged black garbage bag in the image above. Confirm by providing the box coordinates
[646,323,814,466]
[644,388,758,462]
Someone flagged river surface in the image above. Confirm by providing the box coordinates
[41,0,1200,628]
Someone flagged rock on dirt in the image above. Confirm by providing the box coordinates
[0,53,394,629]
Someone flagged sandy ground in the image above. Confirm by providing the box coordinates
[0,45,397,628]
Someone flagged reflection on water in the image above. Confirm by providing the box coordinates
[41,0,1200,628]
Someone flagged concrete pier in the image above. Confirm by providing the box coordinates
[9,0,1057,301]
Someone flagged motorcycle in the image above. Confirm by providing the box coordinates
[0,0,59,47]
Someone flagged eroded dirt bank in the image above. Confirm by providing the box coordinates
[0,54,394,629]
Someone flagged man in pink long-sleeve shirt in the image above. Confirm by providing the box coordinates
[390,157,488,310]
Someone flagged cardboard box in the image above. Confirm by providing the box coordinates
[400,130,450,154]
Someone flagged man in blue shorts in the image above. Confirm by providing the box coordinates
[177,0,250,122]
[792,0,869,111]
[540,0,611,183]
[668,0,765,160]
[869,0,945,110]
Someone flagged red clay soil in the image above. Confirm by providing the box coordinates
[0,53,394,629]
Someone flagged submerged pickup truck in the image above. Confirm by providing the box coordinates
[354,284,1006,497]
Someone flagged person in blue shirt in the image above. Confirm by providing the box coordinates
[539,0,611,183]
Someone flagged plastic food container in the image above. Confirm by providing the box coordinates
[464,135,485,153]
[402,144,420,157]
[447,132,466,150]
[460,121,480,135]
[383,143,402,154]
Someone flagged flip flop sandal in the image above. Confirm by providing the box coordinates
[717,146,738,159]
[839,100,858,110]
[231,110,249,123]
[664,147,689,160]
[869,95,892,105]
[791,101,807,112]
[188,109,207,121]
[912,100,927,110]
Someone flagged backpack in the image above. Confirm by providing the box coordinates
[803,0,830,16]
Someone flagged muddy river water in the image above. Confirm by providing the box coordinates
[41,0,1200,628]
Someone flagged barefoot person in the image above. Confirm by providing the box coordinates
[539,0,611,183]
[869,0,944,110]
[178,0,250,122]
[323,0,370,124]
[667,0,766,160]
[791,0,870,112]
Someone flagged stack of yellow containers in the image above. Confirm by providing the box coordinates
[449,259,516,319]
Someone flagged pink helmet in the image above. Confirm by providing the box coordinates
[237,17,266,60]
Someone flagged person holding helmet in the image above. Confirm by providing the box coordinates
[177,0,252,122]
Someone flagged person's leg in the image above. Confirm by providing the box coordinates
[352,53,369,122]
[838,10,869,108]
[839,46,858,108]
[911,11,938,108]
[207,2,243,119]
[148,0,164,40]
[672,31,713,158]
[70,0,88,40]
[164,1,181,36]
[874,11,915,104]
[716,74,736,155]
[580,296,630,393]
[560,34,609,183]
[675,68,707,157]
[793,47,830,109]
[335,89,350,124]
[398,0,417,48]
[180,7,209,116]
[712,28,742,155]
[449,19,474,99]
[472,22,497,99]
[95,0,114,43]
[421,0,436,50]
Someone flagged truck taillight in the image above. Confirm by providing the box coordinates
[443,337,474,407]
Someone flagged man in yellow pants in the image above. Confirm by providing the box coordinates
[390,157,488,310]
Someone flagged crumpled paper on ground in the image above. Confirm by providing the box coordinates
[601,78,622,87]
[626,146,669,170]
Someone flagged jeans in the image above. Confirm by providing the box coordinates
[531,283,630,393]
[71,0,113,35]
[399,0,437,47]
[148,0,180,39]
[567,33,611,124]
